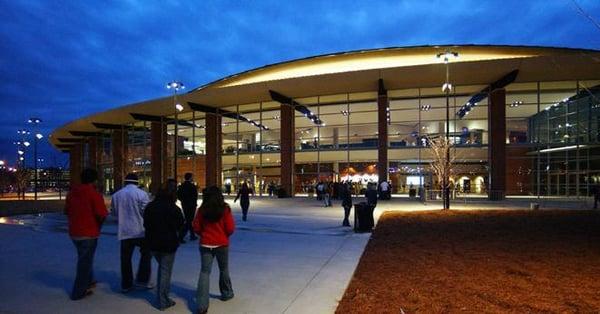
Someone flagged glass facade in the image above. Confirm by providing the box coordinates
[88,80,600,198]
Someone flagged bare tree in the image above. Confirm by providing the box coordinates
[14,168,30,200]
[427,137,460,210]
[0,169,11,198]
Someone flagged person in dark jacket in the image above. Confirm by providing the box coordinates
[177,173,198,242]
[234,182,253,221]
[65,168,108,300]
[144,183,185,310]
[365,182,378,207]
[340,183,352,227]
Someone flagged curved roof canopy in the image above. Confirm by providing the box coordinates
[50,44,600,148]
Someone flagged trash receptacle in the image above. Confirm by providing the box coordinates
[354,202,375,232]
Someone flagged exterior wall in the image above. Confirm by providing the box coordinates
[112,128,128,191]
[505,146,533,195]
[177,156,206,190]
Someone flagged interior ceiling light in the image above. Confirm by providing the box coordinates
[341,110,349,116]
[509,101,523,108]
[420,105,431,111]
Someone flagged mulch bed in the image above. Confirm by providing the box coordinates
[337,210,600,313]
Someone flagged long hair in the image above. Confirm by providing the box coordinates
[200,185,226,222]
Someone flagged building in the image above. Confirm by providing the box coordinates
[50,45,600,198]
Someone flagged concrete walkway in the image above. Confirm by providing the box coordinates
[0,197,372,314]
[0,196,591,313]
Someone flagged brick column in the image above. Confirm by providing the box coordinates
[87,136,102,192]
[69,143,83,186]
[377,79,388,183]
[488,88,506,200]
[112,128,128,191]
[151,122,168,194]
[205,114,222,188]
[280,104,295,197]
[87,136,99,171]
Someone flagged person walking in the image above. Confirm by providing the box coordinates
[144,183,185,310]
[111,173,153,293]
[234,182,253,221]
[193,186,235,314]
[177,173,198,243]
[340,183,352,227]
[65,168,108,300]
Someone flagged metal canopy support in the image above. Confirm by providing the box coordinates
[130,113,194,127]
[456,69,519,118]
[269,90,324,125]
[57,137,85,143]
[69,131,101,137]
[187,102,268,130]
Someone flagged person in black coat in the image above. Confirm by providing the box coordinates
[177,173,198,242]
[144,184,185,310]
[234,182,253,221]
[340,183,352,227]
[365,182,378,207]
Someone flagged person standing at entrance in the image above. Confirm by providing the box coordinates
[234,182,253,221]
[365,182,378,208]
[144,184,185,310]
[193,186,235,314]
[379,180,390,200]
[111,173,153,293]
[65,168,108,300]
[177,173,198,243]
[340,183,352,227]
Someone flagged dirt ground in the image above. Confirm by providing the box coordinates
[337,210,600,313]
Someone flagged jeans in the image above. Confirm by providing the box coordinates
[120,237,152,289]
[180,206,197,241]
[323,193,331,207]
[71,238,98,300]
[240,201,249,221]
[152,252,176,309]
[197,246,233,312]
[343,206,351,226]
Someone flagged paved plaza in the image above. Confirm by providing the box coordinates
[0,196,593,313]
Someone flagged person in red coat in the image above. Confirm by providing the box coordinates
[193,186,235,314]
[64,168,108,300]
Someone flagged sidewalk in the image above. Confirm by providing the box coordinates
[0,197,371,314]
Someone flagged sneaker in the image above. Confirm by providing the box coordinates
[159,299,176,311]
[221,294,234,301]
[135,281,154,290]
[121,286,134,294]
[71,288,94,300]
[88,280,98,289]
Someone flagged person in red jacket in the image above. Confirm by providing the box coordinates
[193,186,235,314]
[64,168,108,300]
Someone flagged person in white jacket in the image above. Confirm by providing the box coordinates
[111,173,152,293]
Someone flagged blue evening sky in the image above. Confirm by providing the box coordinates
[0,0,599,167]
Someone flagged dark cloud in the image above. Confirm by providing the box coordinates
[0,0,599,166]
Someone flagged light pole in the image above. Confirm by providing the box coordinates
[437,50,459,210]
[29,118,42,200]
[167,81,185,181]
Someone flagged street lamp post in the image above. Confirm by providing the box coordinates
[167,81,185,181]
[16,129,30,200]
[437,50,459,210]
[29,118,42,201]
